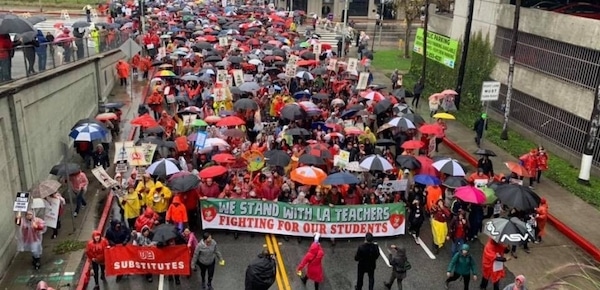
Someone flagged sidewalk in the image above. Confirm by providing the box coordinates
[0,6,87,16]
[0,81,145,290]
[368,67,600,287]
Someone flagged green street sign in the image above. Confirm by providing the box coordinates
[413,28,459,69]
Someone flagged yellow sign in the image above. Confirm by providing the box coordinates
[244,150,265,172]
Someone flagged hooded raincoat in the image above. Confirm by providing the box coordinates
[296,241,325,283]
[86,230,109,264]
[16,212,46,258]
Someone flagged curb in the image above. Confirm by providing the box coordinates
[442,136,600,262]
[75,75,152,290]
[0,9,86,16]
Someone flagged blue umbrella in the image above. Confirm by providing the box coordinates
[69,123,107,141]
[341,109,359,119]
[414,174,441,186]
[311,121,326,131]
[323,172,360,185]
[293,91,311,99]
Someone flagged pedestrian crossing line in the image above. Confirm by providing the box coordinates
[417,237,437,260]
[378,245,392,268]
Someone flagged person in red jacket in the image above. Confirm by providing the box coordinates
[261,178,280,201]
[135,207,160,232]
[519,149,538,188]
[85,230,108,290]
[0,34,12,82]
[177,187,201,229]
[166,195,188,230]
[296,234,325,290]
[536,146,549,183]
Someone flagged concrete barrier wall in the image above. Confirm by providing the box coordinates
[0,49,124,277]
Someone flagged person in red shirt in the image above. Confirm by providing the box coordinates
[0,34,12,82]
[261,178,280,201]
[519,149,539,187]
[200,178,220,198]
[536,146,549,183]
[309,189,325,205]
[85,231,108,290]
[448,210,470,257]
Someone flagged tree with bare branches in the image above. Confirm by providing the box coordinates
[397,0,425,58]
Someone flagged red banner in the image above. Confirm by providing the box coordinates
[104,245,191,276]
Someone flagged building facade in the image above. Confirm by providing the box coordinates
[282,0,380,19]
[429,0,600,168]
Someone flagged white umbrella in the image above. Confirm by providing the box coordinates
[248,59,262,65]
[204,138,229,148]
[359,155,393,171]
[432,158,466,176]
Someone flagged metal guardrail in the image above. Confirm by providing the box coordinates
[1,31,131,84]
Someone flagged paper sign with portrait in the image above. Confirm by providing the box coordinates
[285,64,297,78]
[216,70,228,85]
[125,146,149,166]
[288,55,299,66]
[91,166,119,189]
[327,58,338,71]
[182,114,197,127]
[43,197,61,229]
[313,43,322,59]
[347,58,358,72]
[219,37,229,47]
[356,72,370,90]
[232,69,244,86]
[474,179,488,188]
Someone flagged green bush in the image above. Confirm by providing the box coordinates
[403,32,600,208]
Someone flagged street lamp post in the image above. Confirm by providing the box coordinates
[341,0,349,57]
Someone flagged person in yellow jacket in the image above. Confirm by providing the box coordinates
[120,185,143,229]
[147,181,172,221]
[135,173,155,196]
[90,28,100,53]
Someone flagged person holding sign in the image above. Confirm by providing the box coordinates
[16,211,46,270]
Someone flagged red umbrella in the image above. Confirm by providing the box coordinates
[216,116,245,127]
[415,155,436,175]
[199,165,228,179]
[419,124,443,135]
[131,114,159,128]
[212,153,236,164]
[401,140,424,150]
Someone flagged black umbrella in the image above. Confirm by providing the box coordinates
[443,176,469,188]
[300,51,315,60]
[286,127,311,137]
[145,126,165,134]
[311,92,329,100]
[474,148,497,156]
[395,155,421,170]
[195,42,213,50]
[265,150,291,167]
[374,99,392,115]
[26,16,46,25]
[229,56,243,63]
[391,88,409,98]
[152,223,180,245]
[298,154,325,165]
[494,184,541,211]
[100,102,125,109]
[280,104,307,121]
[234,98,259,111]
[72,21,91,29]
[168,174,200,192]
[50,163,81,176]
[230,87,244,95]
[205,55,223,62]
[245,252,277,290]
[483,217,534,245]
[310,67,327,75]
[375,139,396,147]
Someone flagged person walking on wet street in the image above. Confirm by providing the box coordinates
[85,230,108,289]
[105,219,131,283]
[384,245,410,290]
[68,170,88,217]
[245,249,277,290]
[503,275,528,290]
[445,244,477,290]
[192,232,225,290]
[296,233,325,290]
[16,210,46,270]
[355,232,380,290]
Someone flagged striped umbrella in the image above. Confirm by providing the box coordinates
[387,117,416,130]
[359,155,394,172]
[432,158,466,176]
[146,158,181,177]
[69,123,107,141]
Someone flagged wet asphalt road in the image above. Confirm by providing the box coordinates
[90,204,516,290]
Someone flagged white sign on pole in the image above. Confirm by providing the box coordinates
[13,192,30,212]
[480,81,501,101]
[119,38,143,59]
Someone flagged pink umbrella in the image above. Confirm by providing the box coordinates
[440,89,458,95]
[53,36,73,44]
[428,93,444,102]
[454,186,487,204]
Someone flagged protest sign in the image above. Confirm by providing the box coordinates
[200,199,406,238]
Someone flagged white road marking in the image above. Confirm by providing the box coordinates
[158,274,165,290]
[417,237,437,260]
[378,246,392,267]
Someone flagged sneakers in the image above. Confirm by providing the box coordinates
[73,212,78,217]
[383,282,392,289]
[445,281,449,289]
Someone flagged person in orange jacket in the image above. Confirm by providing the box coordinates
[85,230,108,290]
[166,195,188,230]
[467,168,489,186]
[519,149,539,188]
[131,53,141,76]
[535,198,549,243]
[536,146,549,183]
[138,55,152,79]
[115,60,130,87]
